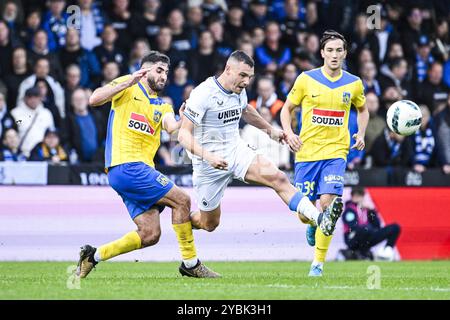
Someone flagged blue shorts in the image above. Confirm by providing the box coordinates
[108,162,174,219]
[294,158,346,201]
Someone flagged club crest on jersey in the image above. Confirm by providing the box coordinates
[128,112,155,135]
[153,110,162,123]
[342,92,351,105]
[156,174,169,186]
[311,109,345,127]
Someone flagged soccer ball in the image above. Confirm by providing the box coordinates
[386,100,422,136]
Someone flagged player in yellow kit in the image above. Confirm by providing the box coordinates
[281,30,369,276]
[76,51,219,279]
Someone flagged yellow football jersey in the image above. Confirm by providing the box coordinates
[105,75,174,168]
[287,67,366,162]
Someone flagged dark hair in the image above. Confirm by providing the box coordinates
[320,30,347,50]
[388,57,406,69]
[140,51,171,68]
[228,50,254,68]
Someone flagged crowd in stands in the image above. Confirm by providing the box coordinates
[0,0,449,174]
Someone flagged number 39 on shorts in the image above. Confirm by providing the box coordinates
[295,181,316,196]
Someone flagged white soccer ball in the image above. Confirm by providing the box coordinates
[386,100,422,136]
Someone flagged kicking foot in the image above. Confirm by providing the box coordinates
[179,260,221,278]
[318,197,343,236]
[76,244,98,278]
[306,225,317,246]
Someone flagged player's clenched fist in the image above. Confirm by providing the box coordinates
[206,153,228,170]
[286,133,303,152]
[269,128,287,144]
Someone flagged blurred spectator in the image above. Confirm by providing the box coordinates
[127,38,151,74]
[250,26,265,49]
[364,92,385,156]
[302,32,320,67]
[35,78,63,132]
[186,5,203,48]
[276,62,297,101]
[93,24,127,73]
[165,61,193,114]
[413,35,434,83]
[11,87,55,157]
[384,41,405,62]
[29,127,68,163]
[59,27,101,88]
[167,8,192,52]
[78,0,105,50]
[435,95,450,175]
[371,127,413,168]
[28,29,63,81]
[182,84,194,103]
[433,18,449,62]
[367,8,398,67]
[63,64,81,115]
[241,106,291,170]
[341,187,401,261]
[224,4,244,48]
[201,0,227,22]
[401,7,425,62]
[379,86,403,117]
[2,1,22,40]
[17,57,65,118]
[130,0,163,48]
[360,61,381,97]
[108,0,133,51]
[410,105,436,173]
[279,0,306,50]
[3,47,30,110]
[208,17,233,59]
[254,21,291,74]
[18,9,41,49]
[347,107,365,170]
[348,13,370,69]
[42,0,68,51]
[0,92,17,137]
[66,88,104,162]
[249,76,284,124]
[0,20,14,78]
[416,62,449,115]
[188,30,224,84]
[379,58,411,99]
[237,39,254,60]
[154,25,186,68]
[0,127,27,161]
[244,0,270,31]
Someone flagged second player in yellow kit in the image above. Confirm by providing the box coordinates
[281,30,369,277]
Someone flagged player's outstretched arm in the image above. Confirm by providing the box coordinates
[242,105,286,143]
[178,116,228,170]
[89,68,151,106]
[280,100,302,152]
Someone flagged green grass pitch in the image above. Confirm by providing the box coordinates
[1,261,449,300]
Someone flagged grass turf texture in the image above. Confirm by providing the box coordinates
[0,261,449,300]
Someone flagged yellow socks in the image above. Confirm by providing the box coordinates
[173,221,198,263]
[98,231,142,261]
[314,228,333,263]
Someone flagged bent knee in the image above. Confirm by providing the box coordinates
[140,229,161,247]
[204,221,220,232]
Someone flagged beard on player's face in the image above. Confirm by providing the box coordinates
[147,76,166,93]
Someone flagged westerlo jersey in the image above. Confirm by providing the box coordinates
[184,76,248,165]
[287,67,366,162]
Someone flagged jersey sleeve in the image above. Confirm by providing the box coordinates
[109,75,131,102]
[352,79,366,109]
[287,73,307,106]
[184,85,208,125]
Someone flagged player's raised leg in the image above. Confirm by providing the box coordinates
[244,155,343,235]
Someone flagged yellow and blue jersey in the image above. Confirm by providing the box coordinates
[105,75,174,169]
[287,67,366,162]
